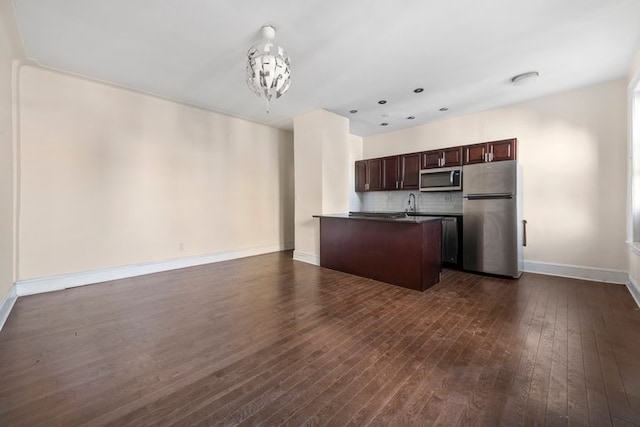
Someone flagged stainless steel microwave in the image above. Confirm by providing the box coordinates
[419,166,462,192]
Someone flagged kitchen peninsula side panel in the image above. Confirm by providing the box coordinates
[319,217,441,291]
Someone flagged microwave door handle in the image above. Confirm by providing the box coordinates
[450,171,454,185]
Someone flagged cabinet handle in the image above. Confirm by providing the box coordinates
[401,181,404,188]
[483,153,487,162]
[365,183,369,191]
[441,154,445,167]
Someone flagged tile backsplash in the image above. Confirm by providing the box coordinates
[357,191,463,214]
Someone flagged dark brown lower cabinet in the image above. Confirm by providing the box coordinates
[319,217,442,291]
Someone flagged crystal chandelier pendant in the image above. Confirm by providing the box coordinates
[246,26,291,113]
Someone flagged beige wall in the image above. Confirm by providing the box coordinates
[348,134,364,210]
[364,79,628,272]
[628,49,640,84]
[628,47,640,301]
[0,1,22,300]
[293,109,354,263]
[629,247,640,302]
[293,110,324,261]
[18,66,294,280]
[321,112,351,214]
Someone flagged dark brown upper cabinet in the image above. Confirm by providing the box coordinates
[489,138,517,162]
[463,143,487,165]
[355,159,382,192]
[422,147,463,169]
[382,156,400,190]
[356,138,516,192]
[356,154,420,192]
[400,153,420,189]
[422,150,442,169]
[355,160,367,192]
[463,138,516,164]
[369,159,382,191]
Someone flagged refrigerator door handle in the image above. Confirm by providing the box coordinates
[523,219,527,246]
[464,193,513,200]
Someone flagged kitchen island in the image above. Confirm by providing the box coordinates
[314,213,442,291]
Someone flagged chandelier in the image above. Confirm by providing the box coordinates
[246,25,291,113]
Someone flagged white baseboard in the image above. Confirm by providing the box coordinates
[6,250,635,329]
[292,250,320,266]
[0,284,18,332]
[523,260,628,284]
[16,242,294,297]
[627,275,640,309]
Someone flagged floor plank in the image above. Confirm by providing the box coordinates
[0,251,639,426]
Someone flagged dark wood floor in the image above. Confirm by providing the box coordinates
[1,252,639,426]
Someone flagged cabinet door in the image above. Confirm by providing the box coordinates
[368,158,382,191]
[488,138,516,162]
[442,147,462,167]
[400,153,420,189]
[355,160,367,192]
[422,150,442,169]
[382,156,400,190]
[463,143,487,164]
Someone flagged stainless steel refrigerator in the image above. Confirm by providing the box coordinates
[462,160,523,278]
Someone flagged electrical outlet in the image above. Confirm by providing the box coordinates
[178,242,184,251]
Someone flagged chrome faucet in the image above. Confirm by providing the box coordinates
[407,193,416,215]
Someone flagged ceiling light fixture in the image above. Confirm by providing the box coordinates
[378,100,387,104]
[439,107,449,112]
[380,122,389,126]
[407,116,415,120]
[246,25,291,113]
[511,71,539,86]
[414,88,424,93]
[349,109,358,114]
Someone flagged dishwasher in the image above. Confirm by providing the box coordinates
[441,217,460,266]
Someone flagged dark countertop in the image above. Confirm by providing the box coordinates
[410,211,463,217]
[313,213,443,224]
[348,210,462,217]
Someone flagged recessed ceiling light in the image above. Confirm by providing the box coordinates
[378,100,387,105]
[413,88,424,93]
[407,116,415,120]
[511,71,539,86]
[349,109,358,114]
[439,107,449,112]
[380,122,389,126]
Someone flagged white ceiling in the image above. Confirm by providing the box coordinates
[12,0,640,137]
